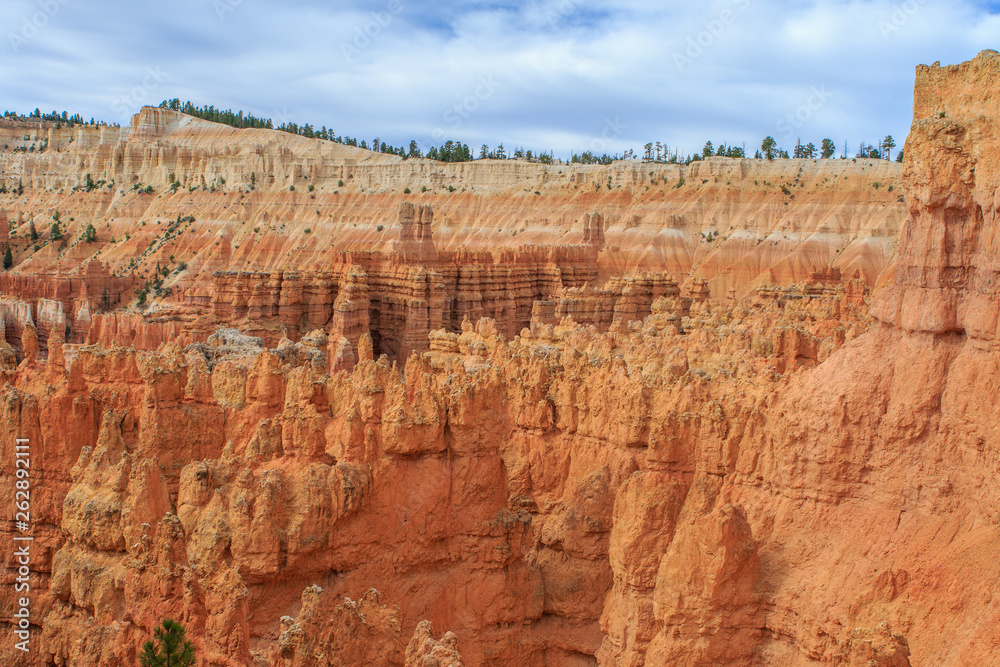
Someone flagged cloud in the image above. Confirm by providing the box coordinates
[0,0,997,157]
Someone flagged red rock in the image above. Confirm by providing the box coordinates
[6,52,1000,667]
[406,621,465,667]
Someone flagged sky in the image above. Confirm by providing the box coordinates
[2,0,999,159]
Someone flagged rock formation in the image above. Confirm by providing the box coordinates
[0,208,9,252]
[0,106,903,355]
[3,51,1000,667]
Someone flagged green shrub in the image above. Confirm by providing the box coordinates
[140,619,195,667]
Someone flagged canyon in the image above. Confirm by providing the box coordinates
[0,102,901,360]
[1,50,998,666]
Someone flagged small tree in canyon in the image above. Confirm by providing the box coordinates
[140,619,196,667]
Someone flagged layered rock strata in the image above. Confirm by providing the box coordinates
[0,108,903,318]
[1,52,999,667]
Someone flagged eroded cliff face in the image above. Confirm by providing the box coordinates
[731,50,1000,664]
[0,282,868,666]
[0,51,997,667]
[0,107,901,342]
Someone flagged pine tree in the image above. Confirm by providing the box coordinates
[3,247,12,270]
[140,619,196,667]
[821,138,836,159]
[84,223,97,243]
[761,136,778,160]
[882,135,896,161]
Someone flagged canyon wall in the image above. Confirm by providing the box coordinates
[2,51,998,667]
[0,105,902,313]
[0,284,870,666]
[0,102,903,361]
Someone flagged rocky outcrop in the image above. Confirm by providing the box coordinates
[0,108,902,323]
[871,50,1000,339]
[4,52,1000,667]
[0,268,868,666]
[0,208,9,250]
[0,104,905,365]
[0,262,135,356]
[273,587,403,666]
[203,209,609,358]
[834,622,911,667]
[406,621,464,667]
[582,211,606,250]
[725,50,1000,665]
[389,202,438,263]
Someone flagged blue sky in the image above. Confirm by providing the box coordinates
[2,0,999,159]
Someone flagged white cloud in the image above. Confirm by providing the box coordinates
[0,0,996,157]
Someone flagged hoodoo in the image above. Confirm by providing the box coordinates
[0,103,904,361]
[1,52,999,666]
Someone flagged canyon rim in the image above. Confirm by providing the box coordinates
[1,50,999,666]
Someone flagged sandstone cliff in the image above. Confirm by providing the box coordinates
[0,106,901,334]
[2,51,999,667]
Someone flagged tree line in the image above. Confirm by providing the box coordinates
[3,110,103,127]
[158,99,373,149]
[753,136,901,162]
[156,100,565,164]
[156,100,906,165]
[4,100,904,166]
[639,136,902,165]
